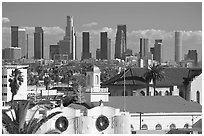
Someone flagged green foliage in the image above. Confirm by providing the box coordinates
[2,100,62,134]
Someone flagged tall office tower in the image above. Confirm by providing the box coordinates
[50,45,59,60]
[153,39,163,63]
[18,28,26,58]
[59,16,76,60]
[107,38,111,60]
[11,26,19,47]
[100,32,108,60]
[175,31,183,63]
[140,38,149,58]
[186,50,198,66]
[82,32,91,60]
[115,25,127,59]
[34,27,44,59]
[96,48,101,60]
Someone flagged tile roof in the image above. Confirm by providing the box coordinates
[92,96,202,113]
[102,67,202,86]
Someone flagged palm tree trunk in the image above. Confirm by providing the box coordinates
[153,80,156,96]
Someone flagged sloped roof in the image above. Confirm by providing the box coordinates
[92,96,202,113]
[102,67,202,86]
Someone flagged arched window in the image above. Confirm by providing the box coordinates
[170,124,176,130]
[159,91,162,96]
[141,124,148,130]
[165,91,169,96]
[140,91,145,96]
[196,91,200,104]
[155,124,162,130]
[87,75,91,85]
[184,123,189,129]
[95,75,99,85]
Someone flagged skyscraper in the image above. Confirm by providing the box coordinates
[107,38,111,60]
[50,45,59,60]
[186,50,198,66]
[140,38,149,58]
[153,39,163,63]
[82,32,91,60]
[175,31,182,63]
[11,26,18,47]
[115,25,127,59]
[58,16,76,60]
[100,32,108,60]
[18,28,26,58]
[34,27,44,59]
[96,48,101,60]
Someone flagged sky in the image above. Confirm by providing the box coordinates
[2,2,202,61]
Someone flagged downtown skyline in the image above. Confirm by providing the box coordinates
[2,2,202,62]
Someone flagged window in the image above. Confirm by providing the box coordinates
[170,124,176,130]
[95,75,99,85]
[2,75,7,78]
[2,93,7,96]
[87,75,91,85]
[155,91,159,96]
[165,91,169,95]
[184,123,189,129]
[2,84,7,87]
[140,91,145,96]
[155,124,162,130]
[141,124,148,130]
[196,91,200,104]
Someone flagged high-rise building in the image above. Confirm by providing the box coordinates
[107,38,111,60]
[175,31,182,63]
[140,38,149,58]
[153,39,163,63]
[115,25,127,59]
[58,16,76,60]
[34,27,44,59]
[96,48,101,60]
[82,32,91,60]
[100,32,108,60]
[186,50,198,66]
[2,47,21,60]
[50,45,59,60]
[11,26,18,47]
[18,28,26,58]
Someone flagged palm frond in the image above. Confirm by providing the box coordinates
[2,111,18,133]
[32,111,62,134]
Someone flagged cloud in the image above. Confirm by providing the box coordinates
[2,17,10,23]
[43,26,65,36]
[82,22,98,27]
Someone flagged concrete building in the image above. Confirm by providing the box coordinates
[2,65,28,106]
[11,26,18,47]
[140,38,149,58]
[175,31,183,63]
[153,39,163,63]
[115,25,127,59]
[34,27,44,59]
[107,38,111,60]
[50,45,59,60]
[100,32,108,60]
[58,16,76,60]
[96,48,101,60]
[185,50,198,67]
[2,47,21,60]
[18,28,26,58]
[82,32,91,60]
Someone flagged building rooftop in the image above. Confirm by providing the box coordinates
[102,67,202,86]
[92,96,202,113]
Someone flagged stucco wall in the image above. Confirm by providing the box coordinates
[190,74,202,105]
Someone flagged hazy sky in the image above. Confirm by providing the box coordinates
[2,2,202,61]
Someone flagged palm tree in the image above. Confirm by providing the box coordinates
[8,68,24,102]
[143,64,165,96]
[2,100,62,134]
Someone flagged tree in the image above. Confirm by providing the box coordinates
[8,68,24,102]
[143,64,165,96]
[2,100,61,134]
